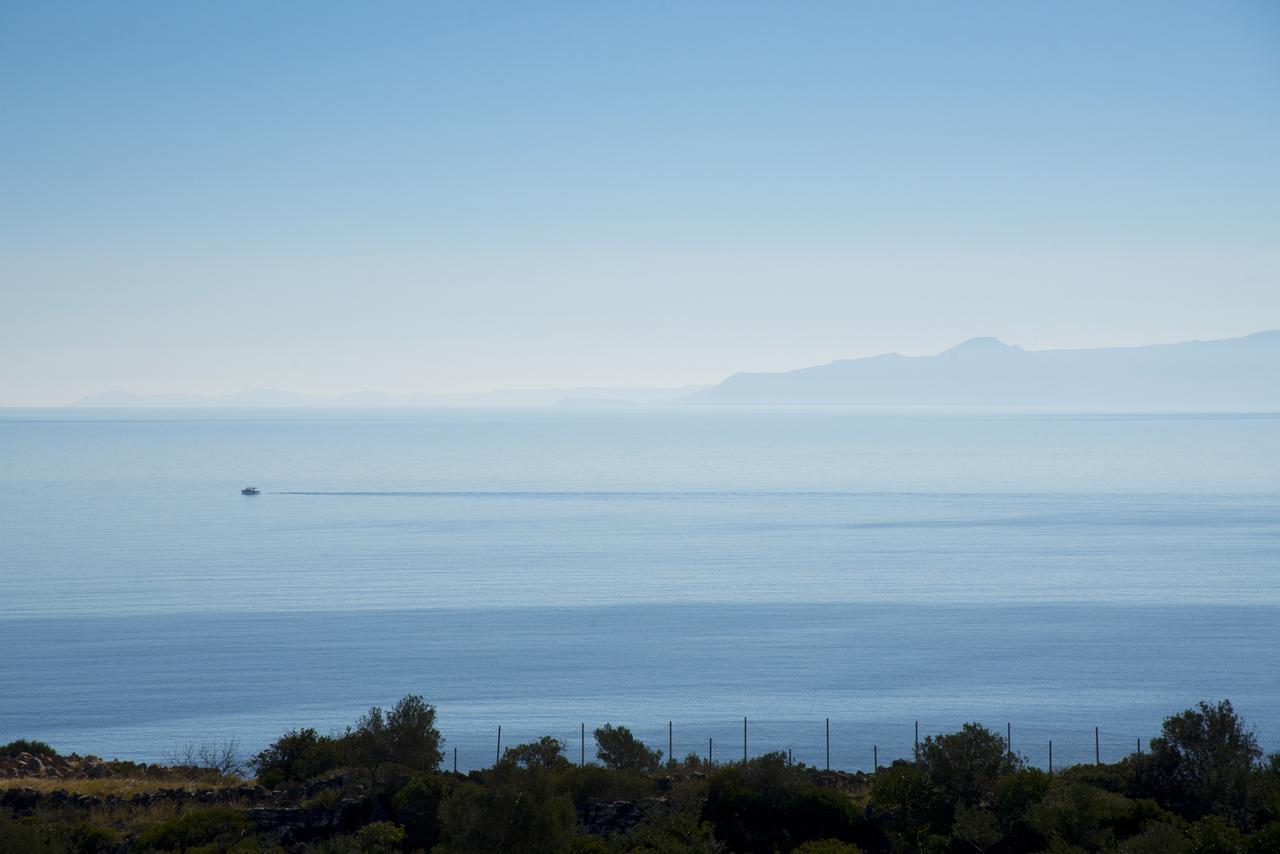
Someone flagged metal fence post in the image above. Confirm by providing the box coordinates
[1095,727,1100,765]
[825,717,830,771]
[496,726,502,766]
[743,717,748,763]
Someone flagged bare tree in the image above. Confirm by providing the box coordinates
[165,739,244,779]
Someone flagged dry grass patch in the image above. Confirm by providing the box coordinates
[3,775,253,797]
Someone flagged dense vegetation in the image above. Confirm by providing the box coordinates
[3,698,1279,852]
[1,740,58,758]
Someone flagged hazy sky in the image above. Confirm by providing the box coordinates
[2,1,1278,404]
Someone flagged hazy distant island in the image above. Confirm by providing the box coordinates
[70,332,1279,409]
[684,331,1280,406]
[73,386,707,409]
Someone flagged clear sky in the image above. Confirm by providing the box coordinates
[2,1,1277,404]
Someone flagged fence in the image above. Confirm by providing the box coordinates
[439,717,1159,774]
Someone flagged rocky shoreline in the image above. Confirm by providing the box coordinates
[0,750,116,781]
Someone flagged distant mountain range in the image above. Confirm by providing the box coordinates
[683,331,1280,406]
[71,332,1279,408]
[74,386,705,408]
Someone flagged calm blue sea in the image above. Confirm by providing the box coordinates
[1,408,1278,770]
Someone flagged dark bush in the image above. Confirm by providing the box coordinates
[348,694,444,785]
[132,806,248,852]
[917,721,1020,806]
[1245,821,1280,854]
[391,773,450,851]
[0,814,61,854]
[0,739,57,757]
[1188,814,1245,853]
[619,809,724,853]
[594,724,662,772]
[1058,754,1137,794]
[502,736,571,770]
[560,762,659,804]
[1147,699,1262,823]
[783,787,864,848]
[793,842,861,854]
[249,727,344,788]
[704,753,865,852]
[436,765,575,854]
[991,767,1051,849]
[868,763,949,852]
[1026,782,1136,852]
[353,821,406,853]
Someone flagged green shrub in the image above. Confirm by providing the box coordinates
[1115,797,1183,840]
[1188,814,1245,853]
[348,694,444,785]
[704,754,864,853]
[0,739,58,757]
[0,814,63,854]
[1026,782,1135,852]
[502,736,572,771]
[250,727,345,788]
[1147,700,1262,823]
[436,767,575,854]
[1122,821,1191,854]
[594,724,662,772]
[67,821,122,854]
[991,767,1051,849]
[560,763,658,804]
[917,722,1021,807]
[301,786,341,811]
[1059,756,1136,795]
[391,773,449,851]
[869,763,948,839]
[0,814,123,854]
[620,809,724,853]
[783,787,862,847]
[1245,821,1280,854]
[353,821,406,854]
[793,841,861,854]
[950,805,1001,853]
[133,806,248,852]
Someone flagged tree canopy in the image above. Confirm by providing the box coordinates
[594,723,663,772]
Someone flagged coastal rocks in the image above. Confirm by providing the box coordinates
[0,787,41,814]
[577,797,669,836]
[246,796,374,845]
[0,751,114,780]
[811,769,872,795]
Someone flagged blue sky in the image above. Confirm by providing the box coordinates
[2,1,1277,403]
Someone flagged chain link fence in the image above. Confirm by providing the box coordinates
[440,718,1157,774]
